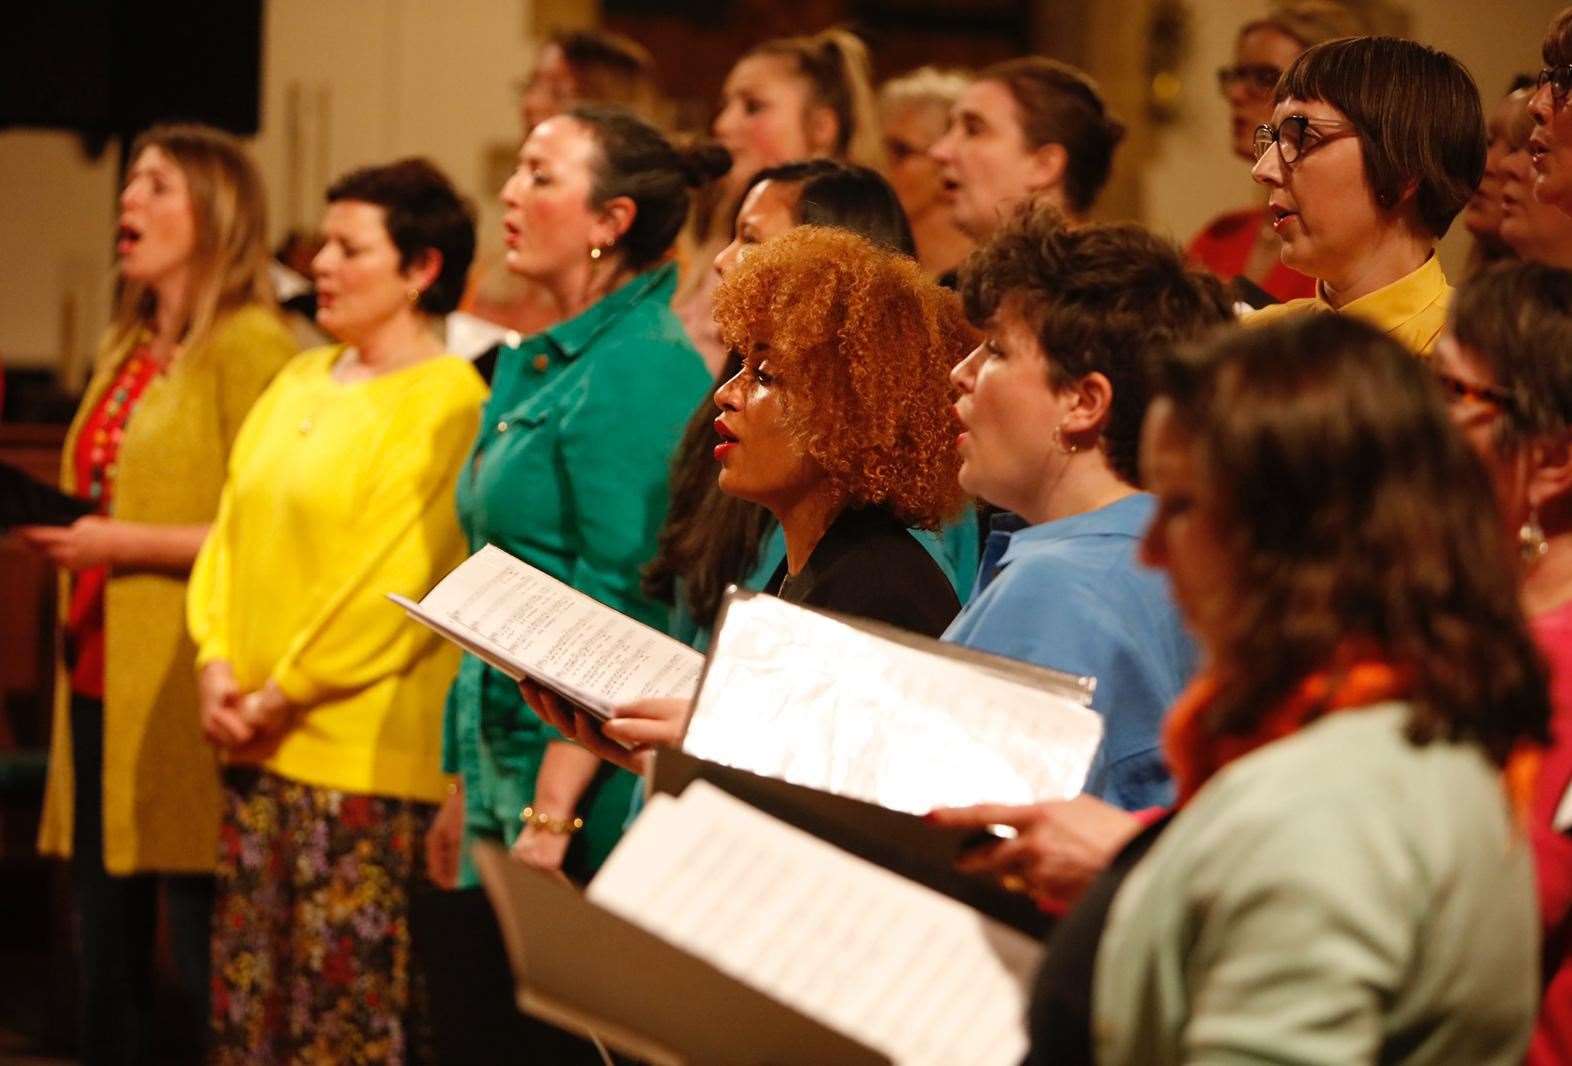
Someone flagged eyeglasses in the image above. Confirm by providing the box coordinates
[1252,114,1358,166]
[1432,368,1517,415]
[1217,64,1282,97]
[1539,64,1572,106]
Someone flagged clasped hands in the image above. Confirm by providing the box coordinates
[198,660,294,751]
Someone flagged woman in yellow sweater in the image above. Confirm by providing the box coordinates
[187,159,486,1063]
[21,123,295,1066]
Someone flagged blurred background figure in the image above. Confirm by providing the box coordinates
[519,29,662,134]
[1186,1,1369,304]
[465,28,666,338]
[1434,263,1572,1066]
[677,28,884,370]
[20,123,295,1066]
[878,66,975,279]
[929,56,1125,244]
[1463,79,1536,276]
[1500,85,1572,268]
[188,157,486,1064]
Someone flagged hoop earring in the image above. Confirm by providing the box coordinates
[1521,506,1550,565]
[1053,424,1079,456]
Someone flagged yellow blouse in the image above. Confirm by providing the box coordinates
[1246,254,1450,356]
[188,346,487,801]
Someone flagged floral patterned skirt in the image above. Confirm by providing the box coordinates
[211,767,436,1065]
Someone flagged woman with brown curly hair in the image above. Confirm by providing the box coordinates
[1027,312,1547,1065]
[522,225,970,766]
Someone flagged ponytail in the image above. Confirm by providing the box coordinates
[752,28,886,171]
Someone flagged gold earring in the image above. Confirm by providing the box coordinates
[1053,425,1079,456]
[407,287,421,304]
[1521,507,1550,564]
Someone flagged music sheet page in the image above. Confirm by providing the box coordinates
[681,593,1104,811]
[588,783,1042,1066]
[394,544,703,714]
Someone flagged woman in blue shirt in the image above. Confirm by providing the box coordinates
[943,204,1233,810]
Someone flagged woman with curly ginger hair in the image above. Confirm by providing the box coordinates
[520,224,972,769]
[707,224,968,624]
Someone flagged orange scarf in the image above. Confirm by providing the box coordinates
[1163,658,1541,822]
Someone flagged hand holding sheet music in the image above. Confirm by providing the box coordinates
[391,544,704,721]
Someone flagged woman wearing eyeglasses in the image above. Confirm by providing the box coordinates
[1246,36,1485,355]
[1186,3,1367,304]
[1531,9,1572,218]
[1429,263,1572,1066]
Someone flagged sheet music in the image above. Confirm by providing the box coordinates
[682,592,1104,812]
[588,783,1041,1066]
[391,544,703,716]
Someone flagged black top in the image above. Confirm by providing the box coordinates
[1026,813,1173,1066]
[766,506,960,638]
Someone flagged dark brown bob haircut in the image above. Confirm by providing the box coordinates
[1150,313,1549,766]
[957,202,1233,486]
[326,158,475,315]
[1544,5,1572,66]
[1276,36,1485,239]
[976,57,1126,215]
[713,226,971,529]
[1450,261,1572,452]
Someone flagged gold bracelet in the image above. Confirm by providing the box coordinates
[519,805,584,835]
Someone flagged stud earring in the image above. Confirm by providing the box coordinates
[589,246,603,261]
[406,287,421,304]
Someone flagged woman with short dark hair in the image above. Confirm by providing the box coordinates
[1029,313,1546,1064]
[187,156,488,1062]
[1248,36,1486,353]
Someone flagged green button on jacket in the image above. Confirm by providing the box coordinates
[441,262,711,885]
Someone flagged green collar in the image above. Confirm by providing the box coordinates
[532,261,678,361]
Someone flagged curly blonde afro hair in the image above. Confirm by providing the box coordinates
[713,225,973,529]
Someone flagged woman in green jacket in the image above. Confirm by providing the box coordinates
[425,107,727,890]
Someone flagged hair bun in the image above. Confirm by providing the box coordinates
[677,141,732,188]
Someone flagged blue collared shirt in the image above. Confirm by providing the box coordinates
[942,493,1196,809]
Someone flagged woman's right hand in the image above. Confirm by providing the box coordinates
[517,679,659,775]
[197,660,254,749]
[426,781,465,889]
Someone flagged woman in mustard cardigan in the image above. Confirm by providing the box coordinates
[19,124,295,1065]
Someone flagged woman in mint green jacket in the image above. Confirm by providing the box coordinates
[428,107,726,889]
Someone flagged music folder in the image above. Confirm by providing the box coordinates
[473,842,887,1065]
[474,749,1048,1065]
